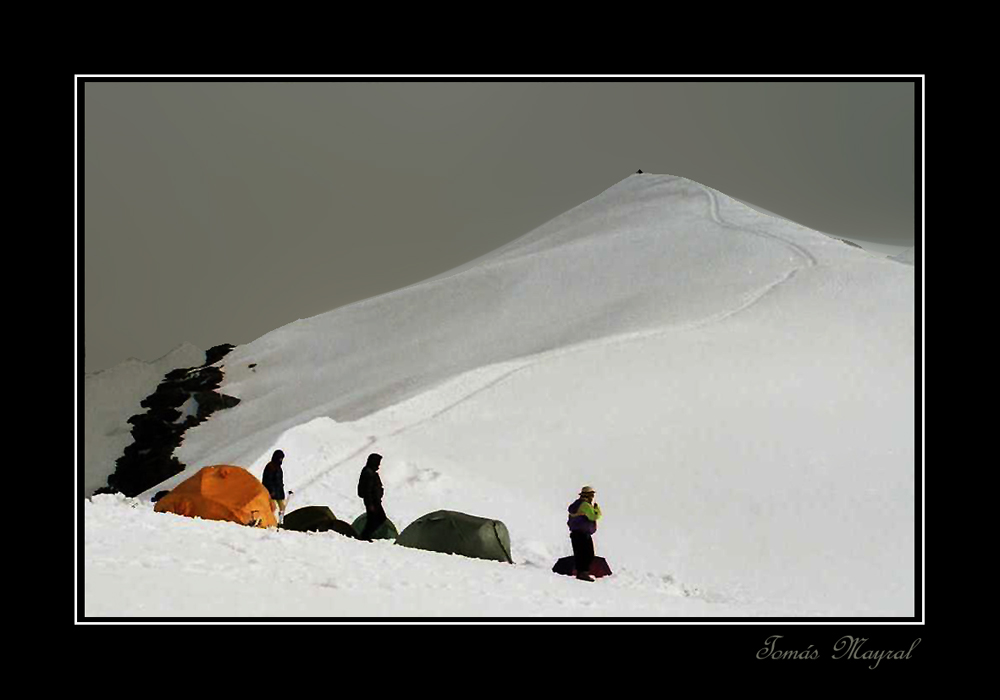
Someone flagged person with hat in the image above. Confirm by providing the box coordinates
[567,485,602,582]
[262,449,289,525]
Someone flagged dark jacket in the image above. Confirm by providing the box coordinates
[567,498,602,535]
[358,466,384,505]
[262,461,285,500]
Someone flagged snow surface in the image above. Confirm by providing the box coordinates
[82,173,916,618]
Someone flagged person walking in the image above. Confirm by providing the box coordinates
[357,453,387,540]
[567,485,602,582]
[262,449,289,525]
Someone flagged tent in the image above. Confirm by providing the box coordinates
[351,513,399,540]
[394,510,513,564]
[153,465,276,528]
[282,506,357,538]
[552,556,613,578]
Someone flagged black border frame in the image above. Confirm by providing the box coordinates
[76,76,923,660]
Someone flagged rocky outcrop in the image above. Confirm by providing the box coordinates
[835,237,864,249]
[95,344,241,497]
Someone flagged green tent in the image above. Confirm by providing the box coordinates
[394,510,513,564]
[351,512,399,540]
[282,506,357,538]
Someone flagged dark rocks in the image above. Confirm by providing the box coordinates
[204,344,237,367]
[192,391,241,419]
[100,344,242,497]
[139,385,187,411]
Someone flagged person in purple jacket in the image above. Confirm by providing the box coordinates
[567,485,602,582]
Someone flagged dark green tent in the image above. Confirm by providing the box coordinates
[394,510,513,564]
[351,513,399,540]
[282,506,357,538]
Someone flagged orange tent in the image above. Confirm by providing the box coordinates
[153,465,276,528]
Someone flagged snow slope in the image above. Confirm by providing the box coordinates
[83,173,915,618]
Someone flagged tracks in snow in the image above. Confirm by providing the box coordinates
[290,181,821,499]
[696,179,819,269]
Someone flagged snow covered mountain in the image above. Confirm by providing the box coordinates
[83,173,916,618]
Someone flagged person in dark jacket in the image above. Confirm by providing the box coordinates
[567,485,602,582]
[357,453,387,541]
[262,449,288,524]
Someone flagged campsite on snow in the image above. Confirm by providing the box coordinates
[83,172,915,618]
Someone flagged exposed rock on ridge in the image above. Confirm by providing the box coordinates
[95,344,241,497]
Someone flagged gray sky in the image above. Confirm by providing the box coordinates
[82,79,917,373]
